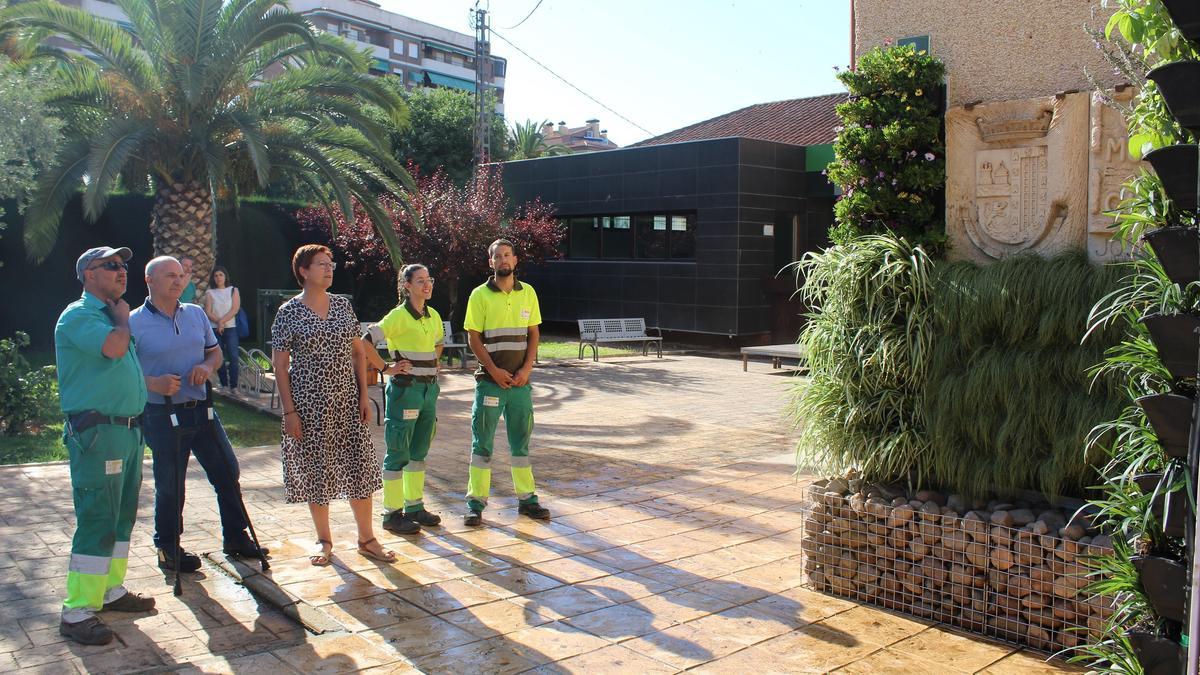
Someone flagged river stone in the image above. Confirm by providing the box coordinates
[1010,509,1036,526]
[991,510,1014,527]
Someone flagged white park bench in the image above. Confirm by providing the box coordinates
[577,318,663,362]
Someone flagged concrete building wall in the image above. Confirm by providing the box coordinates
[853,0,1124,105]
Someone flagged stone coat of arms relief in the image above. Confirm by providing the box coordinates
[946,93,1090,262]
[945,91,1142,263]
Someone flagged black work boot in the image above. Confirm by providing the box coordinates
[463,509,483,526]
[223,536,270,558]
[59,616,114,645]
[383,511,421,535]
[518,502,551,520]
[102,591,156,612]
[158,547,202,573]
[411,509,442,527]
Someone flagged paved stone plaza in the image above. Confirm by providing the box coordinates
[0,354,1078,673]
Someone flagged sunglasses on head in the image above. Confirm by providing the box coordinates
[90,261,128,272]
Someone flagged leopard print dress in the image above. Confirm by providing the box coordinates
[271,294,380,504]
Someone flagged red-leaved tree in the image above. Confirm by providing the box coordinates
[296,164,564,322]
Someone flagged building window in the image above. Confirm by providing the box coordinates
[560,213,695,261]
[567,217,599,259]
[408,43,418,59]
[602,216,633,259]
[492,59,506,77]
[393,38,404,54]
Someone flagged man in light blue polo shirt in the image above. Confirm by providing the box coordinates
[129,256,266,575]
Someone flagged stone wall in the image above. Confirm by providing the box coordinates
[853,0,1123,107]
[801,477,1114,654]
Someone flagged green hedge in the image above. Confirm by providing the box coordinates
[0,194,313,348]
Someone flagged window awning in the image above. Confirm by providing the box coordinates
[425,71,476,92]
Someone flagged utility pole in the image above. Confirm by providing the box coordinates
[472,4,491,166]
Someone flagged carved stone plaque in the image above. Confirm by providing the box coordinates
[946,93,1089,262]
[1088,88,1141,262]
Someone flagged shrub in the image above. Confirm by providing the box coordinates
[0,332,56,435]
[826,45,946,251]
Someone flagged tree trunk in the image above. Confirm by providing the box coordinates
[148,181,215,294]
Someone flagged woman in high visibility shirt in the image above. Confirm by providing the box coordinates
[362,264,445,534]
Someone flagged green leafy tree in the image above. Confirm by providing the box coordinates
[0,0,414,283]
[826,45,946,251]
[508,119,570,160]
[0,57,61,237]
[388,84,509,183]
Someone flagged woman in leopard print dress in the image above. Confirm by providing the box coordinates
[271,245,395,566]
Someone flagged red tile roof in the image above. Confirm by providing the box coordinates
[629,93,848,148]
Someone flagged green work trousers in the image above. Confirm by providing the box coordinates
[383,380,438,514]
[466,380,537,512]
[63,422,143,620]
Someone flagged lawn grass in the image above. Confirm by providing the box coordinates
[537,338,635,360]
[0,399,279,465]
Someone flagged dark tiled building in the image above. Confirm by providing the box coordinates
[503,94,845,343]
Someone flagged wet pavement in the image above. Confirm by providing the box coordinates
[0,354,1079,673]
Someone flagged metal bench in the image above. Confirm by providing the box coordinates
[442,321,472,369]
[577,318,663,362]
[740,344,808,372]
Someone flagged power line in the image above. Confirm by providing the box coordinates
[503,0,544,29]
[490,29,656,137]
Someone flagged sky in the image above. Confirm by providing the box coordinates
[381,0,851,146]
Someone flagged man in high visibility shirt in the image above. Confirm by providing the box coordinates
[462,239,551,526]
[362,263,445,535]
[55,246,156,645]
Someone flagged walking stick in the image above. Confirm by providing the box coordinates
[165,393,184,597]
[205,382,270,571]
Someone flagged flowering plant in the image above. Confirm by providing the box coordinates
[826,45,947,251]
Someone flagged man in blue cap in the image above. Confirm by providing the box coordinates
[55,246,156,645]
[130,256,266,574]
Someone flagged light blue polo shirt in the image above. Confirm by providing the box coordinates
[129,300,218,404]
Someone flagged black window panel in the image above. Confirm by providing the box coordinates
[568,217,599,259]
[601,216,633,259]
[669,214,695,259]
[555,219,570,257]
[636,215,668,259]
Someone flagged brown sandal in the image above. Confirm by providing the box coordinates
[310,539,333,567]
[357,537,396,563]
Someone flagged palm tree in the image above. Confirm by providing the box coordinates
[0,0,413,282]
[508,119,570,160]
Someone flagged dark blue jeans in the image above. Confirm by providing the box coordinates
[143,403,249,550]
[216,328,239,388]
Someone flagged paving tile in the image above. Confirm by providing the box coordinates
[979,650,1085,674]
[273,633,400,673]
[318,591,430,631]
[828,647,970,674]
[367,615,482,660]
[502,621,613,664]
[512,585,618,621]
[888,626,1018,672]
[441,598,555,638]
[525,643,680,674]
[468,567,565,598]
[281,570,389,606]
[563,602,664,641]
[577,570,675,603]
[176,651,297,674]
[394,578,506,615]
[411,635,537,675]
[620,619,748,670]
[814,605,934,648]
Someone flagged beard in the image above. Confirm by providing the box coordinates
[495,266,514,277]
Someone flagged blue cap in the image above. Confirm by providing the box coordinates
[76,246,132,282]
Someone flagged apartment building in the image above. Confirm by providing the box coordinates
[54,0,507,110]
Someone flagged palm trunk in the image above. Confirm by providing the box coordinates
[149,181,215,293]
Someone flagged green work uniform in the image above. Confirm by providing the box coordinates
[368,300,444,515]
[462,278,541,512]
[54,291,147,621]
